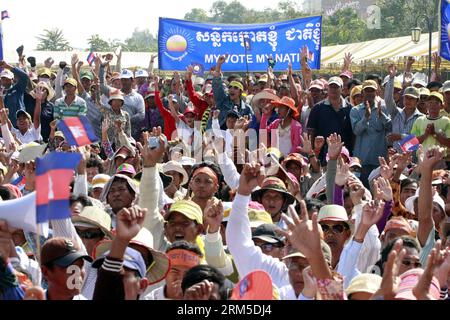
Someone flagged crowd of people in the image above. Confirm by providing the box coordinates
[0,45,449,301]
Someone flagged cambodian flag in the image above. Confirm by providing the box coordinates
[1,10,10,20]
[57,116,99,147]
[400,134,420,152]
[35,152,81,223]
[87,52,95,66]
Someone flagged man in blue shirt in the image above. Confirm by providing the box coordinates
[0,60,29,127]
[350,80,392,188]
[211,55,253,130]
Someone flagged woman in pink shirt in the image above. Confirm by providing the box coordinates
[260,96,303,156]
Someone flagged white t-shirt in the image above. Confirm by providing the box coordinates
[278,124,292,157]
[11,126,42,144]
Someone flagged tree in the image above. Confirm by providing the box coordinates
[123,28,157,52]
[36,28,72,51]
[87,34,111,52]
[322,8,367,45]
[185,8,211,22]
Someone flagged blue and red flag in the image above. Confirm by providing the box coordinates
[87,52,95,66]
[57,116,99,147]
[35,152,81,223]
[1,10,9,20]
[400,134,420,152]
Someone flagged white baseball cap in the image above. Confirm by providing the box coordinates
[0,70,14,80]
[135,69,149,78]
[120,69,134,79]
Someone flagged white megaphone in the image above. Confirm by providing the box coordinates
[0,192,49,237]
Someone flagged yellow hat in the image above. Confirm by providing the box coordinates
[64,78,78,87]
[248,209,273,228]
[362,80,378,91]
[229,81,244,91]
[350,85,362,97]
[38,68,52,78]
[346,273,382,297]
[393,80,403,90]
[428,92,444,104]
[169,200,203,225]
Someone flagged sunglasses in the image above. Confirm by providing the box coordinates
[76,229,105,239]
[258,242,284,252]
[401,259,422,268]
[320,223,348,234]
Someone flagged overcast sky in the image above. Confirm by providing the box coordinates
[1,0,281,52]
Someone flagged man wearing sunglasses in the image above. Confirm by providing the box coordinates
[211,54,253,130]
[251,224,286,260]
[318,204,352,269]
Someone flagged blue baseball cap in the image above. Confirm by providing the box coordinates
[92,246,146,278]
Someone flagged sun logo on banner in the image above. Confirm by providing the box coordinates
[160,27,195,62]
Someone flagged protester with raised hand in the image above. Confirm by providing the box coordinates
[226,162,319,299]
[417,146,448,267]
[212,54,253,130]
[337,200,384,288]
[93,206,149,300]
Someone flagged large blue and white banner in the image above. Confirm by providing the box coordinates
[441,0,450,61]
[158,16,322,72]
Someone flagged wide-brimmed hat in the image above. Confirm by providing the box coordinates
[72,206,113,239]
[93,227,170,285]
[30,81,55,102]
[270,96,299,118]
[282,153,308,168]
[163,161,189,185]
[251,88,280,106]
[346,273,382,297]
[318,204,350,229]
[251,176,296,209]
[395,268,440,300]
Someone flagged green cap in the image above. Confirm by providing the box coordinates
[80,71,94,81]
[403,86,420,99]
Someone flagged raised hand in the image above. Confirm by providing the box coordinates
[388,64,397,78]
[237,162,265,196]
[379,156,394,180]
[374,177,393,202]
[283,203,322,254]
[185,65,193,81]
[335,163,350,187]
[348,178,365,205]
[299,133,313,155]
[421,146,444,172]
[301,266,317,299]
[115,206,147,242]
[373,239,406,300]
[44,57,54,68]
[360,200,385,228]
[35,86,46,102]
[343,52,353,70]
[212,109,220,120]
[326,133,344,161]
[71,54,79,66]
[413,241,443,300]
[142,127,166,168]
[203,199,224,234]
[432,52,441,70]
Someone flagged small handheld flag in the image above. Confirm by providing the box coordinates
[243,37,251,51]
[57,116,99,147]
[35,152,81,223]
[1,10,10,20]
[87,52,95,66]
[400,134,420,152]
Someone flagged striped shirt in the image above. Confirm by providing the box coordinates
[53,95,87,120]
